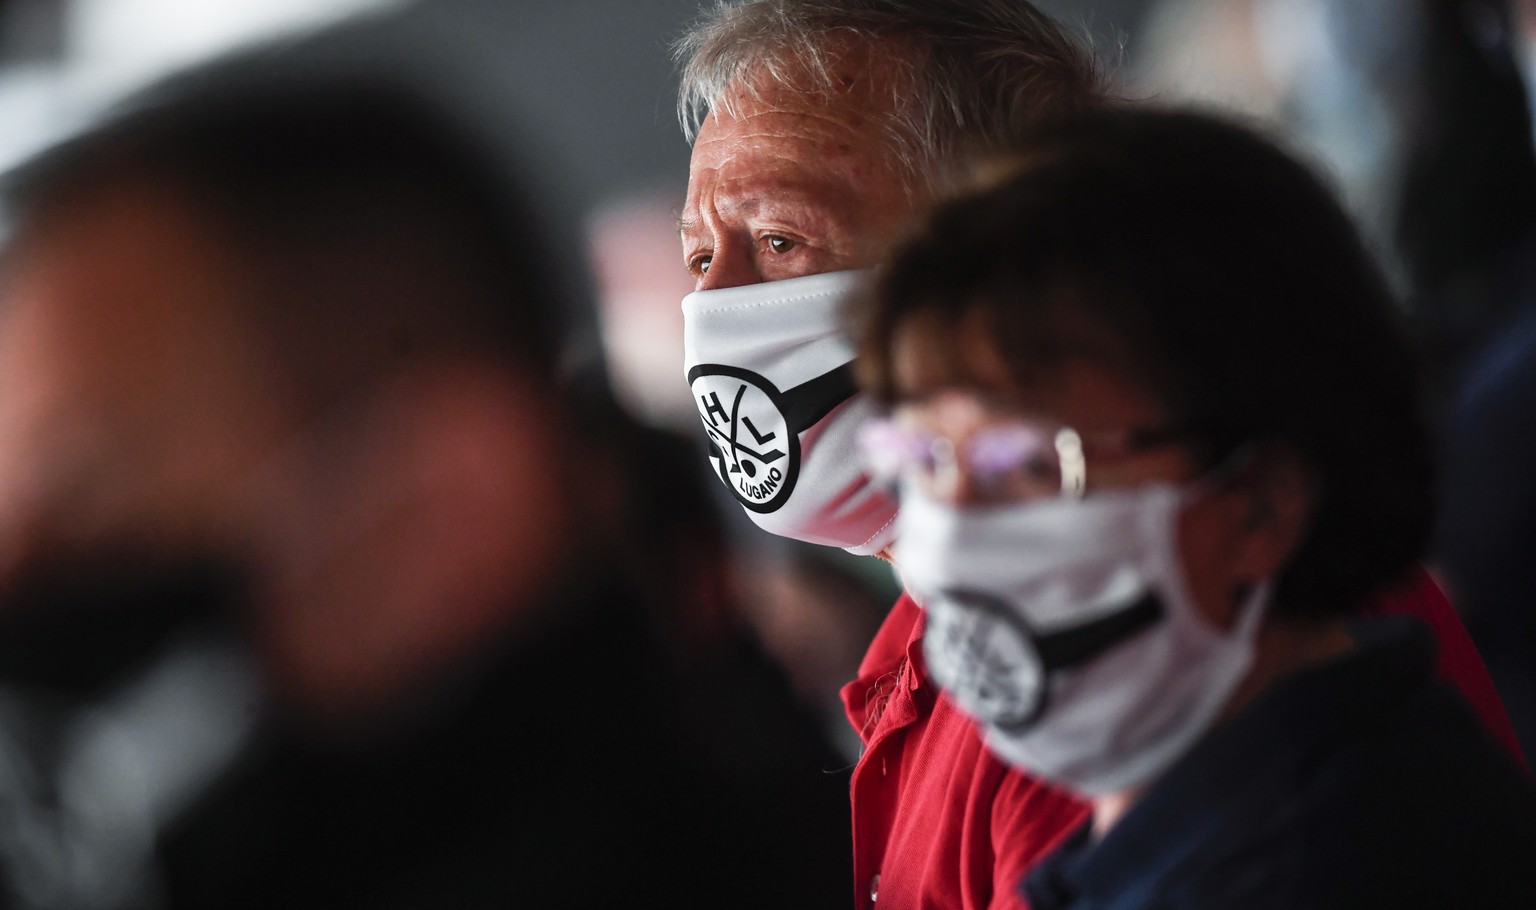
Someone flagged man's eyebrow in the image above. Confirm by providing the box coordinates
[677,196,765,234]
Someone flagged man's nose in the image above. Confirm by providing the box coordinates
[696,244,761,291]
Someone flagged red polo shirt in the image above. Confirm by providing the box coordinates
[840,567,1519,910]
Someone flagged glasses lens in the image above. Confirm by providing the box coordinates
[859,418,1077,501]
[966,424,1061,499]
[857,419,925,483]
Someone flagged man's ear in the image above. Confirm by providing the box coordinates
[1229,443,1315,585]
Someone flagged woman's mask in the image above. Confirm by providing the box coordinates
[894,479,1268,795]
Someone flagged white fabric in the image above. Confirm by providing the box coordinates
[681,270,898,555]
[894,481,1268,795]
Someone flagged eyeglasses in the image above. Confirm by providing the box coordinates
[857,417,1201,502]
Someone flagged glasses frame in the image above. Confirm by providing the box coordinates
[859,417,1206,502]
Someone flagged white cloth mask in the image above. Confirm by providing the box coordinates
[682,270,898,555]
[893,480,1268,795]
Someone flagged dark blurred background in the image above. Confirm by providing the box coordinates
[0,0,1526,406]
[2,0,1536,760]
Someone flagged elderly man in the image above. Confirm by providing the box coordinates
[674,3,1520,909]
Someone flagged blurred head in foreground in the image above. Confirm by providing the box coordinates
[0,69,604,723]
[0,41,853,910]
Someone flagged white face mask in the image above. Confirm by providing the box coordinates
[893,480,1268,795]
[681,270,898,555]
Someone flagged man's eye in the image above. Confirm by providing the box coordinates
[766,236,796,254]
[691,255,712,275]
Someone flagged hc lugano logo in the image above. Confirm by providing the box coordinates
[924,587,1167,732]
[687,362,858,514]
[689,364,800,513]
[924,589,1048,732]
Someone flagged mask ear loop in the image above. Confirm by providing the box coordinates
[1224,577,1273,641]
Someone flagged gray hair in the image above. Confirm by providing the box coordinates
[675,0,1105,186]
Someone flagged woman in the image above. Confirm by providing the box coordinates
[854,108,1536,908]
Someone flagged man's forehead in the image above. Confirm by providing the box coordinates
[689,29,913,157]
[679,164,861,230]
[683,86,910,212]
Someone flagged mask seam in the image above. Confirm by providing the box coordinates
[850,510,900,554]
[681,290,847,315]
